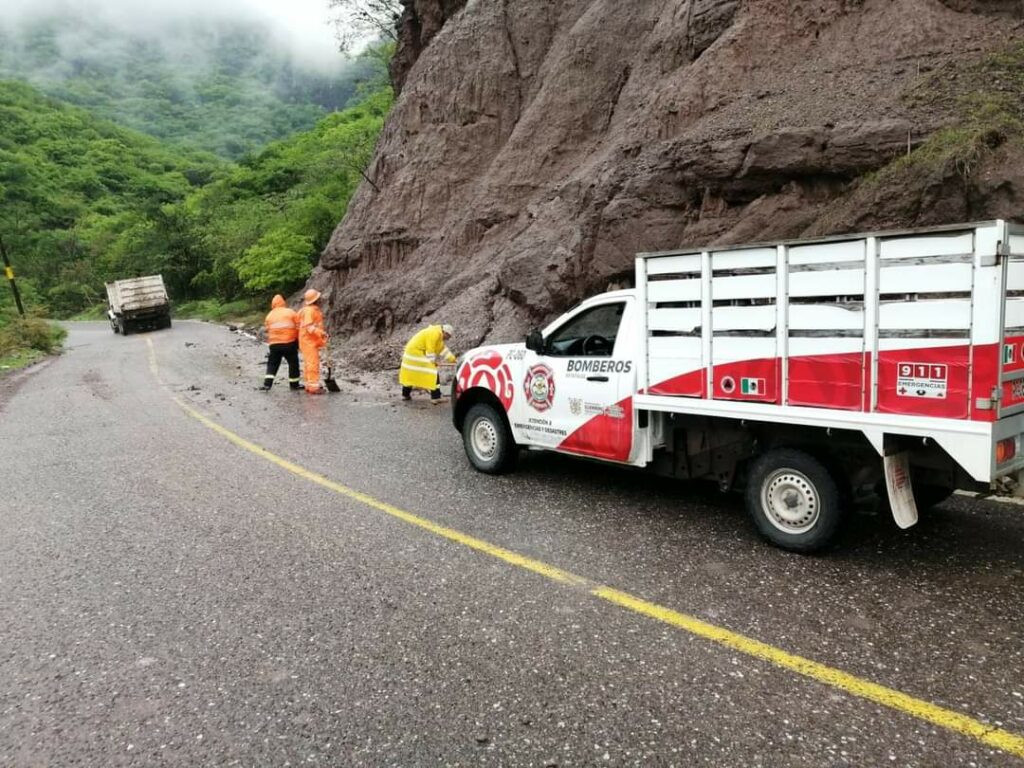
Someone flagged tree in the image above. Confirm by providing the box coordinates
[329,0,403,54]
[234,230,315,293]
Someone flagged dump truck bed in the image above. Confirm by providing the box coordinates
[105,275,169,315]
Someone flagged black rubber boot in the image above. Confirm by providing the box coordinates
[430,388,442,400]
[402,386,412,400]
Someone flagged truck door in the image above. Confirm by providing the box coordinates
[511,300,634,462]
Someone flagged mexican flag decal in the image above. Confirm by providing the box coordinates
[741,377,764,396]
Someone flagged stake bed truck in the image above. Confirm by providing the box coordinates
[452,220,1024,551]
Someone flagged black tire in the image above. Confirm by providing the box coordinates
[913,484,954,511]
[162,314,172,330]
[462,402,517,474]
[119,318,131,336]
[111,319,120,334]
[745,448,844,553]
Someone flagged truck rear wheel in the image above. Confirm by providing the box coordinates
[462,403,517,474]
[119,318,131,336]
[745,448,844,553]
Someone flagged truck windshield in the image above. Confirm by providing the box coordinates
[546,302,624,357]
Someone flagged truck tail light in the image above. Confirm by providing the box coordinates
[996,437,1016,464]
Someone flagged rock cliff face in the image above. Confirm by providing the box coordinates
[312,0,1024,367]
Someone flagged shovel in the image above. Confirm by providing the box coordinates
[323,345,341,393]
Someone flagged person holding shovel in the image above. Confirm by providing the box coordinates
[400,323,456,401]
[298,289,329,395]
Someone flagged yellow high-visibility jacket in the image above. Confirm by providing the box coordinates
[399,325,455,390]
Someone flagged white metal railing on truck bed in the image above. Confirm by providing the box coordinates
[636,220,1024,424]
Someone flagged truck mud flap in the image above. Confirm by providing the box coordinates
[884,451,919,529]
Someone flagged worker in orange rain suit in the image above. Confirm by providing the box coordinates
[261,294,302,391]
[400,323,456,401]
[298,289,329,395]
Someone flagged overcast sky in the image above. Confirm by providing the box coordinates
[0,0,350,66]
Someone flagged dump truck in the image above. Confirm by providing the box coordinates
[452,220,1024,552]
[105,275,171,335]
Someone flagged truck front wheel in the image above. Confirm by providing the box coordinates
[462,403,517,474]
[745,448,844,553]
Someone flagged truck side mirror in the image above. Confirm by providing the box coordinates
[525,329,544,354]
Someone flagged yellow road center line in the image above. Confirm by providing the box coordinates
[147,337,1024,759]
[146,337,159,377]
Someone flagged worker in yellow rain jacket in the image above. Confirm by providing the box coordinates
[400,324,456,400]
[261,294,301,391]
[298,289,328,395]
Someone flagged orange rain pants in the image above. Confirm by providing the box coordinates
[298,304,328,392]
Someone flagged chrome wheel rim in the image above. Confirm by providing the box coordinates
[471,417,498,460]
[761,469,819,534]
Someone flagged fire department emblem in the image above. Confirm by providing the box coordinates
[456,350,515,410]
[569,397,583,416]
[524,364,556,412]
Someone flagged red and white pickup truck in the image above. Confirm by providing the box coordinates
[452,221,1024,551]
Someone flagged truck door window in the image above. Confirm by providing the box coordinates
[545,302,624,357]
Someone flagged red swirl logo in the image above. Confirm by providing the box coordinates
[457,350,515,410]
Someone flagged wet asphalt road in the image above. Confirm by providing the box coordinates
[2,321,1024,767]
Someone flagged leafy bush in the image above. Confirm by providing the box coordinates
[173,298,264,325]
[0,315,65,357]
[234,230,315,292]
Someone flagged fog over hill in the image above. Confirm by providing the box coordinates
[0,0,344,70]
[0,0,381,157]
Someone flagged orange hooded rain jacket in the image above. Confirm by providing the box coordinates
[264,295,299,345]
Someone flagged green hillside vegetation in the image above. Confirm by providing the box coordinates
[0,13,380,158]
[184,84,392,298]
[72,81,393,313]
[0,80,225,316]
[0,72,392,323]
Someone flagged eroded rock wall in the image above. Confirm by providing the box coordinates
[313,0,1024,367]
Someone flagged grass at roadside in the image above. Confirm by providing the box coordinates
[69,305,108,321]
[0,314,67,374]
[173,298,265,328]
[68,297,267,329]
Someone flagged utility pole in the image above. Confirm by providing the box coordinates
[0,236,26,316]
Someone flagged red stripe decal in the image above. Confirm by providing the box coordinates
[646,342,1007,422]
[557,397,634,462]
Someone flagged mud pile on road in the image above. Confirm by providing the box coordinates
[309,0,1024,369]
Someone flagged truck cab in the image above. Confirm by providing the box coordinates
[453,289,646,470]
